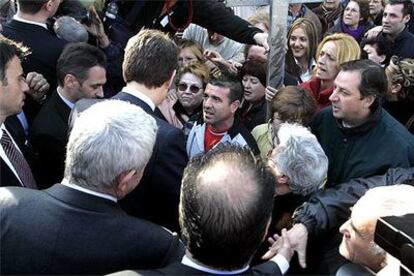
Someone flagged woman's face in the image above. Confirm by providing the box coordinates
[177,72,204,111]
[289,27,309,60]
[315,41,339,81]
[179,48,198,66]
[242,74,266,103]
[343,1,361,28]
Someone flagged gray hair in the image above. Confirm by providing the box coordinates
[271,123,328,195]
[64,100,158,190]
[54,16,89,43]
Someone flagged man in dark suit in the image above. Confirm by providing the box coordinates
[111,145,294,276]
[1,0,68,123]
[113,29,188,231]
[0,36,37,189]
[30,42,107,188]
[0,100,184,275]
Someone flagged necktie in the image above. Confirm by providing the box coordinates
[1,130,37,189]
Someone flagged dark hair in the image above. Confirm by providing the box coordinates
[123,29,178,89]
[239,58,267,87]
[208,71,243,102]
[352,0,371,23]
[180,144,275,270]
[271,86,317,126]
[17,0,49,14]
[57,42,106,87]
[340,59,386,111]
[361,35,393,65]
[0,36,29,84]
[388,0,413,16]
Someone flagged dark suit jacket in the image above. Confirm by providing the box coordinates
[110,261,282,275]
[0,184,185,275]
[30,91,71,188]
[1,20,68,123]
[1,119,35,188]
[113,92,188,231]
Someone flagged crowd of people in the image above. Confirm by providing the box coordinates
[0,0,414,275]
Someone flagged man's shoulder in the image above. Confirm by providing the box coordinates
[378,109,414,145]
[0,186,42,208]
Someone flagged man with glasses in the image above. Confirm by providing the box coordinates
[186,72,259,158]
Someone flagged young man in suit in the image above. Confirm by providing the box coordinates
[30,42,107,188]
[0,100,184,274]
[0,36,37,188]
[113,29,188,231]
[111,145,294,275]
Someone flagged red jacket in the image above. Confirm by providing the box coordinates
[300,76,334,112]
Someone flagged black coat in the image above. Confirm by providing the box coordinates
[113,92,188,232]
[0,184,185,275]
[30,91,71,189]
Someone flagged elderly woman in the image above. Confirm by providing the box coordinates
[329,0,374,43]
[384,56,414,133]
[252,86,317,161]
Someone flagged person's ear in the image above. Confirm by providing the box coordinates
[391,83,402,94]
[362,95,376,109]
[115,169,142,199]
[403,14,411,25]
[167,70,177,89]
[65,74,79,89]
[230,99,240,113]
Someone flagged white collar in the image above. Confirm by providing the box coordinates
[181,255,249,275]
[13,14,48,29]
[57,87,75,110]
[61,179,117,202]
[121,86,156,111]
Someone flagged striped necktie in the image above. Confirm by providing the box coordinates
[1,130,37,189]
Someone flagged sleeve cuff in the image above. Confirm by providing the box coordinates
[270,254,290,274]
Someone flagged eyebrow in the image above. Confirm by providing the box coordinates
[350,220,363,237]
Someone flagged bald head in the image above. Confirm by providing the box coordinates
[180,145,274,270]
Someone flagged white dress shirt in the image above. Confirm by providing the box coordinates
[121,86,155,111]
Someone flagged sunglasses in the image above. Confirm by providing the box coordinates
[177,83,202,93]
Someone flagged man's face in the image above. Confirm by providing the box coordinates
[203,84,238,130]
[369,0,384,16]
[0,56,29,118]
[329,70,374,126]
[339,211,383,270]
[74,66,106,100]
[382,4,410,37]
[324,0,341,10]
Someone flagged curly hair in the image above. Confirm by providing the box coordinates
[388,56,414,102]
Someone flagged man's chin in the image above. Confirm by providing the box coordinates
[338,240,350,260]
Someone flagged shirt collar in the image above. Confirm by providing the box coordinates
[13,14,48,29]
[57,87,75,110]
[61,179,117,202]
[181,255,249,275]
[121,86,156,111]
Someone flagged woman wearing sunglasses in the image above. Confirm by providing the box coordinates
[157,61,210,135]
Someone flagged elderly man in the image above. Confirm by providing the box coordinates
[0,100,184,274]
[111,145,294,275]
[339,185,414,273]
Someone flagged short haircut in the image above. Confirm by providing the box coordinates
[287,18,320,77]
[316,33,361,71]
[361,34,393,65]
[123,29,178,88]
[340,59,386,111]
[54,16,89,43]
[57,42,107,87]
[270,123,328,195]
[17,0,48,14]
[239,58,267,87]
[208,71,243,103]
[388,56,414,101]
[175,61,210,88]
[270,86,317,126]
[64,100,158,191]
[180,144,275,270]
[0,36,29,84]
[388,0,413,16]
[178,38,205,62]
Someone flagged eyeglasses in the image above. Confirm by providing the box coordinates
[177,83,202,93]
